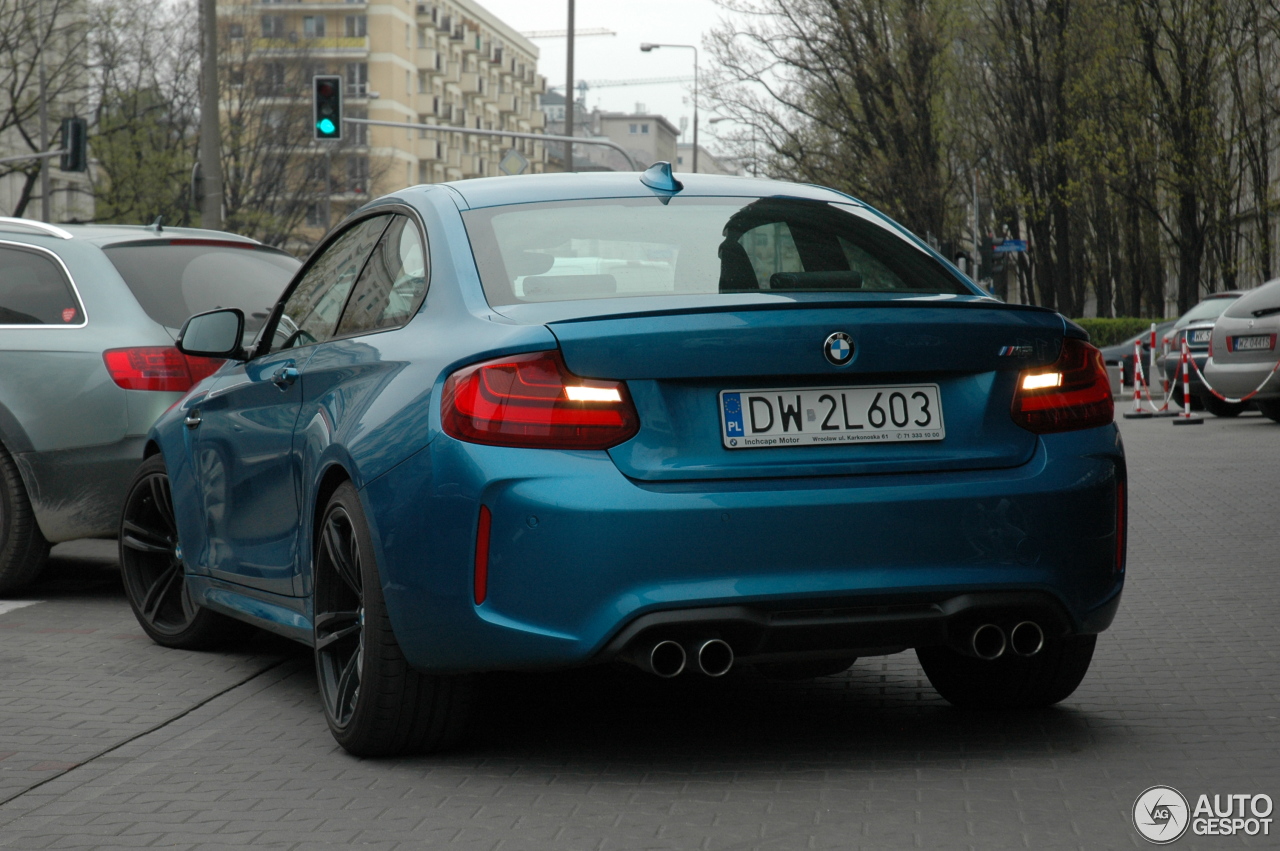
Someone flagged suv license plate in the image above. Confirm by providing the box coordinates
[720,384,944,449]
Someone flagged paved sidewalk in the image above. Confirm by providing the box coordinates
[0,415,1278,849]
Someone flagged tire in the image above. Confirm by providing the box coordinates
[313,482,473,757]
[0,443,50,595]
[119,454,232,649]
[916,634,1097,709]
[1202,394,1246,418]
[1256,398,1280,423]
[756,657,858,680]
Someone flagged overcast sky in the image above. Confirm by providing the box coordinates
[477,0,737,152]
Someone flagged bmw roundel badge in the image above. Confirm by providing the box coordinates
[823,331,854,366]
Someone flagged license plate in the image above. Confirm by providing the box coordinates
[1190,329,1212,344]
[1230,334,1275,352]
[720,384,944,448]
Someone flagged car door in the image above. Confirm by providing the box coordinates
[189,215,392,594]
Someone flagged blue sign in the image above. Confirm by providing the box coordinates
[993,239,1027,253]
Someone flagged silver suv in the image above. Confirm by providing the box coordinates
[0,217,299,592]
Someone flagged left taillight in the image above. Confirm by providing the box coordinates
[1011,338,1114,434]
[441,350,640,449]
[102,347,224,392]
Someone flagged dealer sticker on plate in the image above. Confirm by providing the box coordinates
[719,384,945,448]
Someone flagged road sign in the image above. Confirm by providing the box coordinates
[498,149,529,175]
[993,239,1027,253]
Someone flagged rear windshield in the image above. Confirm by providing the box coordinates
[462,197,971,307]
[1224,280,1280,318]
[102,241,300,334]
[1175,296,1238,328]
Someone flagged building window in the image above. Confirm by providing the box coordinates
[346,62,368,96]
[348,157,370,193]
[642,123,650,134]
[418,26,428,48]
[303,16,325,38]
[344,15,366,37]
[262,62,286,94]
[629,123,638,134]
[260,15,284,38]
[226,23,244,40]
[305,203,325,228]
[228,67,245,87]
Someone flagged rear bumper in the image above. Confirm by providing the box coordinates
[365,425,1126,673]
[14,437,148,541]
[1202,357,1280,400]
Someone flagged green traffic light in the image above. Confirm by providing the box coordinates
[317,118,336,135]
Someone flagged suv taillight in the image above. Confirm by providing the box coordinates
[102,347,224,392]
[442,350,639,449]
[1011,338,1113,433]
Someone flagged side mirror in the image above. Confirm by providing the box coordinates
[177,308,246,360]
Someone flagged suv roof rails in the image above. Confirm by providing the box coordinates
[0,217,73,240]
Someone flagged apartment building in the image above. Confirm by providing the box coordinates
[226,0,546,232]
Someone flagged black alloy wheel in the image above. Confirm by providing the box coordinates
[314,501,365,731]
[313,482,474,756]
[119,455,231,648]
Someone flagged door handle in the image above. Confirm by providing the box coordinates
[271,365,300,389]
[184,410,202,429]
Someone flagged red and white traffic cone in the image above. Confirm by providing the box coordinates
[1172,337,1204,425]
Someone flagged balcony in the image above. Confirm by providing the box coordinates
[252,35,369,57]
[459,72,480,95]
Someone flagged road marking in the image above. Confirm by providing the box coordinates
[0,601,40,616]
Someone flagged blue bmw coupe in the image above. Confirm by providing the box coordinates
[120,166,1125,755]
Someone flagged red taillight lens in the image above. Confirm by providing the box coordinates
[442,350,640,449]
[102,347,224,392]
[1011,338,1114,433]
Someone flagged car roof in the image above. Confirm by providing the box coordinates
[0,218,263,248]
[437,171,861,210]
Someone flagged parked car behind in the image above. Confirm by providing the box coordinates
[1204,278,1280,422]
[122,167,1127,756]
[1159,291,1245,415]
[1099,320,1175,387]
[0,217,299,592]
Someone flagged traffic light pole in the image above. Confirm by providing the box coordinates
[342,118,639,170]
[0,150,66,167]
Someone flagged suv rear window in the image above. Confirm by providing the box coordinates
[462,197,971,307]
[102,240,299,334]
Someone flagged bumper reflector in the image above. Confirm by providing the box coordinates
[474,505,492,604]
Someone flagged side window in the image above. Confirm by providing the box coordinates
[0,245,82,325]
[335,216,428,336]
[270,215,390,352]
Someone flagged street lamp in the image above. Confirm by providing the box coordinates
[708,116,758,176]
[640,42,697,173]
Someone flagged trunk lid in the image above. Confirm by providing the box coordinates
[544,298,1067,482]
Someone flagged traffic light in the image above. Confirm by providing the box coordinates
[313,75,343,141]
[59,117,87,172]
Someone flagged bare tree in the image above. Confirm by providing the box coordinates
[0,0,90,216]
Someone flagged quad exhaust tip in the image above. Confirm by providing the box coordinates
[1009,621,1045,657]
[971,623,1007,660]
[695,639,734,677]
[648,639,686,678]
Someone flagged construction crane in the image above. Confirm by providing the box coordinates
[520,28,615,38]
[546,76,695,94]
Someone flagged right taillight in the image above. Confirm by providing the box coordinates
[441,350,640,449]
[1011,338,1114,433]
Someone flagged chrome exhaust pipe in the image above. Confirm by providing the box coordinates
[1009,621,1045,657]
[646,640,687,678]
[971,623,1006,660]
[694,639,734,677]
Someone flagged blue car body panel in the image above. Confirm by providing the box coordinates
[146,174,1125,671]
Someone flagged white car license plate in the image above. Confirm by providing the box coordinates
[1191,329,1212,344]
[1231,334,1275,352]
[719,384,944,448]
